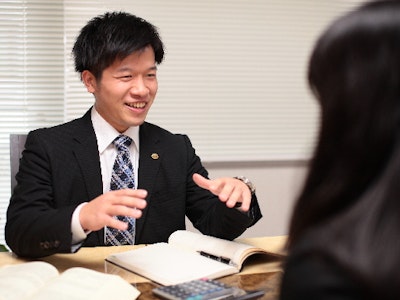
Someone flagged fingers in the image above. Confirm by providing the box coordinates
[79,189,148,231]
[224,186,243,207]
[107,202,144,219]
[192,173,212,190]
[110,189,148,210]
[192,173,252,211]
[217,180,251,210]
[193,173,225,197]
[107,216,129,231]
[105,189,148,217]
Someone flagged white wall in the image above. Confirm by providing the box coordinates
[186,161,308,237]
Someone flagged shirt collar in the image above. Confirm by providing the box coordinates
[91,107,140,154]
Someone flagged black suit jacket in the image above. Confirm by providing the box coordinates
[6,109,262,258]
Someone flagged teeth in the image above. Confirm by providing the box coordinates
[127,102,146,109]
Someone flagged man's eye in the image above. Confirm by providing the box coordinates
[116,75,132,79]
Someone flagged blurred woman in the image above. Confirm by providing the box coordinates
[280,1,400,299]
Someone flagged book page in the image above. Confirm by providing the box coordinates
[168,230,264,269]
[106,242,238,286]
[29,267,140,300]
[0,261,59,300]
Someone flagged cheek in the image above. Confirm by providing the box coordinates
[102,84,126,100]
[151,82,158,95]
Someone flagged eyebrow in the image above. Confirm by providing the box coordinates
[116,66,158,73]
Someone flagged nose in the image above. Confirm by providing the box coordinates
[130,76,149,97]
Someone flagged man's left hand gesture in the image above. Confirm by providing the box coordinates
[192,173,252,211]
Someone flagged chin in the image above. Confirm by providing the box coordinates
[130,119,146,127]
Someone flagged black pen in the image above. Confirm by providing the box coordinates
[198,251,232,265]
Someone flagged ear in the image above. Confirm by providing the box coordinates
[81,70,97,93]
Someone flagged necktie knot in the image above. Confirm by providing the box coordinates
[113,135,132,151]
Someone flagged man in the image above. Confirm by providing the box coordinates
[5,11,262,258]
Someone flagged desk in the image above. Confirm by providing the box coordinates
[0,236,286,300]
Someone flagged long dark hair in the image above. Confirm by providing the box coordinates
[287,0,400,294]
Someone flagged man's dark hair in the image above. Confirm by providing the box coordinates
[72,11,164,80]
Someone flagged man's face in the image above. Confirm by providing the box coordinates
[84,46,158,132]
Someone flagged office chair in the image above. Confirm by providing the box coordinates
[10,134,27,192]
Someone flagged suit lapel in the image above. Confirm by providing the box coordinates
[71,109,104,244]
[72,110,103,199]
[135,123,162,241]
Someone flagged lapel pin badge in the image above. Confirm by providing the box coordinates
[151,153,159,160]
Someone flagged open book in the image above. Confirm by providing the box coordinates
[106,230,284,286]
[0,261,140,300]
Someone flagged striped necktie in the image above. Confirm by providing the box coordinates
[105,135,136,245]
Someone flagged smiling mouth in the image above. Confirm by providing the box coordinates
[126,102,146,109]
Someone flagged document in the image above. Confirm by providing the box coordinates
[0,261,140,300]
[106,230,284,286]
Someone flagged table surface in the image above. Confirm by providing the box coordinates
[0,235,287,300]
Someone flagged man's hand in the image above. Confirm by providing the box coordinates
[79,189,147,231]
[192,173,251,211]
